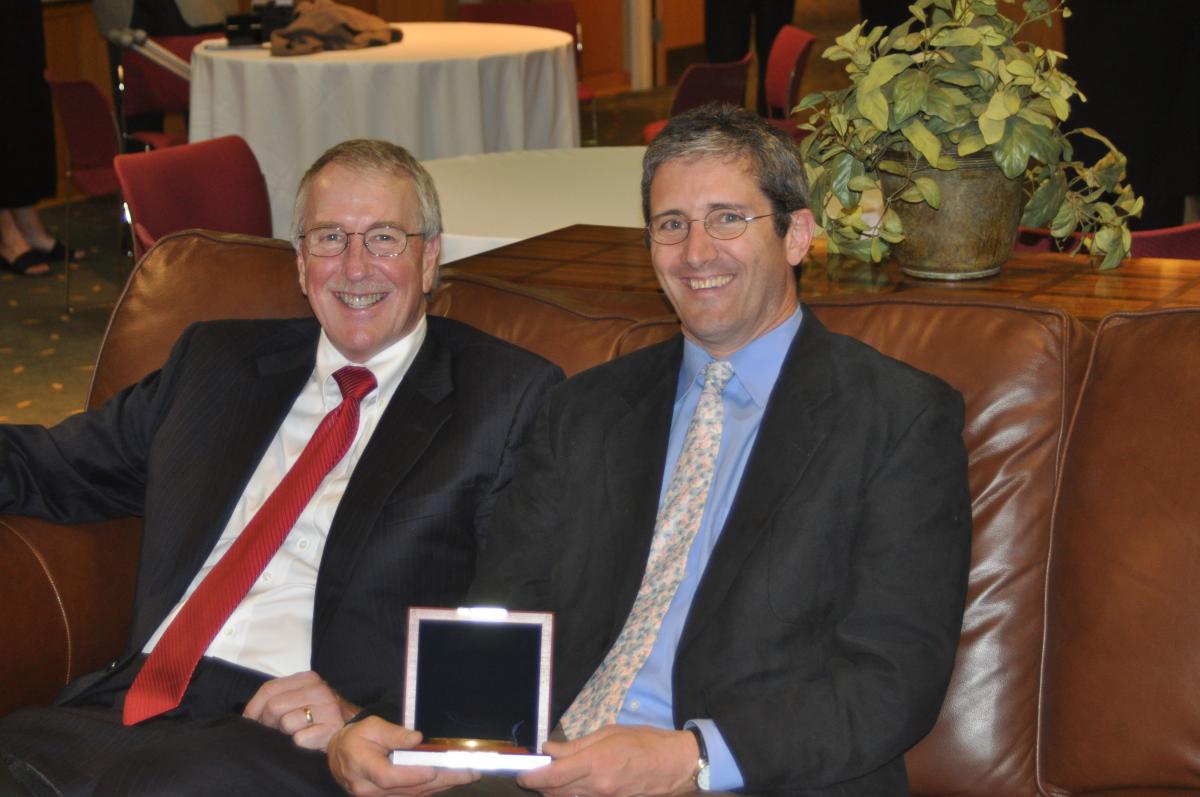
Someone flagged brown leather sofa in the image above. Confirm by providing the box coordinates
[3,230,1197,795]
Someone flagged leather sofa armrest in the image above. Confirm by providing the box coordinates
[0,515,141,717]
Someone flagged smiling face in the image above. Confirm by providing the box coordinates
[297,163,440,363]
[648,155,814,359]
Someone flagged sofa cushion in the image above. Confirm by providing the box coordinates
[808,295,1093,797]
[0,516,140,716]
[90,230,308,408]
[1041,308,1200,795]
[432,270,678,375]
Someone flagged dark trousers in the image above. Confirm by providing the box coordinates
[704,0,795,115]
[0,657,341,797]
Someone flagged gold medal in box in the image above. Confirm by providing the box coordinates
[391,607,554,773]
[418,738,528,754]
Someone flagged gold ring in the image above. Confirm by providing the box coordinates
[303,706,314,726]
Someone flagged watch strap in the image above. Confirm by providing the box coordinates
[687,725,710,789]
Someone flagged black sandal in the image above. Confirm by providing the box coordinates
[37,239,87,263]
[0,250,51,277]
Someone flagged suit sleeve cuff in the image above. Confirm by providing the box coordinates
[685,719,745,791]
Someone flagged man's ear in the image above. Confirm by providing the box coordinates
[785,209,816,267]
[296,247,309,296]
[421,234,441,294]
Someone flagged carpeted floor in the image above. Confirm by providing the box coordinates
[0,197,128,426]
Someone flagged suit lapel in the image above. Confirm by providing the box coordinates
[680,313,840,648]
[602,339,683,634]
[131,322,318,652]
[181,331,316,572]
[312,327,454,643]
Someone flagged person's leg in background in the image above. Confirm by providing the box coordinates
[0,210,50,277]
[704,1,796,116]
[704,0,752,63]
[751,0,795,116]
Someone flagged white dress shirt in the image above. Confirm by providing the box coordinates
[142,317,427,676]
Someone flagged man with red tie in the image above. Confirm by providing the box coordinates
[0,139,561,796]
[329,106,971,797]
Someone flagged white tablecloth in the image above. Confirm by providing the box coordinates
[190,23,580,237]
[423,146,647,263]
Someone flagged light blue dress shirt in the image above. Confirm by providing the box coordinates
[615,307,803,791]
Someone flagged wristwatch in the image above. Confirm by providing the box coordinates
[687,726,711,791]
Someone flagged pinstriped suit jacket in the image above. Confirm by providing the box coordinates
[0,315,562,710]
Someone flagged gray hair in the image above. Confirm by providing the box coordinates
[292,139,443,244]
[641,103,809,238]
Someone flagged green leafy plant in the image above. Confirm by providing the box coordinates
[797,0,1143,269]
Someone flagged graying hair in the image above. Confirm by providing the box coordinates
[641,103,809,239]
[292,139,443,244]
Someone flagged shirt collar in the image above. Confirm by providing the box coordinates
[314,314,428,409]
[679,305,803,408]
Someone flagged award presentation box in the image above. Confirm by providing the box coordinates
[391,607,554,772]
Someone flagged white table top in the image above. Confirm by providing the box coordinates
[194,20,573,63]
[423,146,647,264]
[190,22,580,237]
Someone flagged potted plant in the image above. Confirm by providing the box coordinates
[797,0,1143,277]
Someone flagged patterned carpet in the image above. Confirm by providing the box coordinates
[0,197,128,426]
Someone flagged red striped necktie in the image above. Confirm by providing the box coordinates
[122,365,377,725]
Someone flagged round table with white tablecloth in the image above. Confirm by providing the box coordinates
[423,146,647,264]
[189,22,580,237]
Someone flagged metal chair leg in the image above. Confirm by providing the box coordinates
[588,96,599,146]
[62,175,73,314]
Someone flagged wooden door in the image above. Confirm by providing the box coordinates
[653,0,703,86]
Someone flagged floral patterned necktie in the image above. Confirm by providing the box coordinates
[560,360,734,738]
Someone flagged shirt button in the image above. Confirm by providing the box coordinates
[224,627,235,637]
[262,571,273,582]
[628,699,640,712]
[298,539,309,550]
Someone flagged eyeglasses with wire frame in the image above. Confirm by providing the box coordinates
[300,224,423,257]
[647,209,783,245]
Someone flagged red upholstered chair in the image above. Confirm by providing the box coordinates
[1013,226,1058,253]
[642,53,752,143]
[120,34,213,118]
[1129,220,1200,259]
[763,25,816,142]
[1016,222,1200,260]
[113,135,273,261]
[458,2,599,144]
[44,72,129,310]
[118,31,224,150]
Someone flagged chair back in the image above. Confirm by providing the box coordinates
[669,52,752,116]
[113,135,273,260]
[43,71,121,187]
[763,25,816,119]
[1017,222,1200,260]
[120,33,222,118]
[90,231,309,409]
[1130,220,1200,259]
[1013,226,1057,253]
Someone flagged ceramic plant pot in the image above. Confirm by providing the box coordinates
[882,153,1023,280]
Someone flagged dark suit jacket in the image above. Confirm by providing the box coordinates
[0,315,562,712]
[469,310,972,796]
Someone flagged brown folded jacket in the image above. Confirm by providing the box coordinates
[270,0,401,56]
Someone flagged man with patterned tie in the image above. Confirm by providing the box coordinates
[0,139,561,796]
[330,106,972,797]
